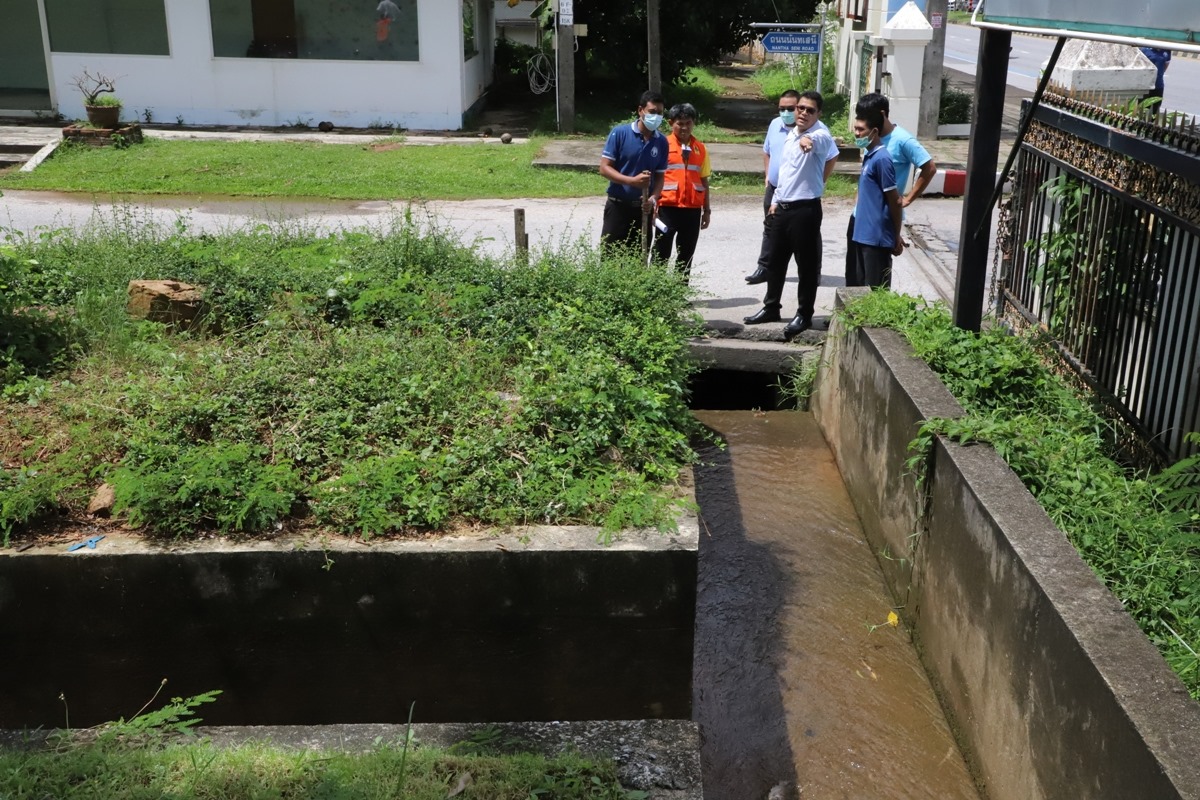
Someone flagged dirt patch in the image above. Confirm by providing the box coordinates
[703,64,775,135]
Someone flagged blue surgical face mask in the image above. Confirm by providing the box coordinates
[779,109,796,126]
[855,134,873,149]
[642,113,663,131]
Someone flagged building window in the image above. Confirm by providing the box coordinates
[463,0,478,60]
[44,0,169,55]
[209,0,419,61]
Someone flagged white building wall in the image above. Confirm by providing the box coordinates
[46,0,478,130]
[495,0,539,48]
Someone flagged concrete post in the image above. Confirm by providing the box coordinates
[918,0,948,138]
[556,17,574,133]
[647,0,661,93]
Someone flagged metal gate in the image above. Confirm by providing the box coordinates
[997,93,1200,465]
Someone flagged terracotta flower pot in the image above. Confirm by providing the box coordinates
[85,104,121,129]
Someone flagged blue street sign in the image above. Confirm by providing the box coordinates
[761,31,821,54]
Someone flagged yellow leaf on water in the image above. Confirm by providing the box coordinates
[887,611,899,627]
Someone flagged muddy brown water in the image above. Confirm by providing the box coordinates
[692,410,980,800]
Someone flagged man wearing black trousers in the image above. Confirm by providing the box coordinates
[599,91,668,253]
[743,91,835,341]
[746,90,840,285]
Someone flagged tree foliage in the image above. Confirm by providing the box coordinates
[568,0,820,90]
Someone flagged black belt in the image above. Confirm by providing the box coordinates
[775,198,821,210]
[606,196,644,207]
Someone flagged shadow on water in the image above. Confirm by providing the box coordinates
[693,423,800,800]
[691,411,980,800]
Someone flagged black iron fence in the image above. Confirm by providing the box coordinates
[997,94,1200,465]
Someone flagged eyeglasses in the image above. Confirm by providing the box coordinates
[797,106,819,114]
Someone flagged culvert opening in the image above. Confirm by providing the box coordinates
[688,368,800,411]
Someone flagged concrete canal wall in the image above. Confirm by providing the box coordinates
[0,521,697,729]
[811,299,1200,800]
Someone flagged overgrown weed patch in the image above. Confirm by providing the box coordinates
[0,211,704,543]
[839,291,1200,699]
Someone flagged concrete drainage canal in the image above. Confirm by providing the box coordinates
[1,361,981,800]
[689,369,979,800]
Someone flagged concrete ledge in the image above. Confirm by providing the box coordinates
[0,513,697,730]
[811,294,1200,800]
[687,336,814,373]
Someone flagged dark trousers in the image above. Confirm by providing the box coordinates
[763,200,822,319]
[654,205,702,276]
[845,215,863,287]
[755,183,777,270]
[600,197,645,254]
[854,243,893,288]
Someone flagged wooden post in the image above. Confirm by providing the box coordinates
[514,208,528,265]
[647,0,661,93]
[641,185,652,259]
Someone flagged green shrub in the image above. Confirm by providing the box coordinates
[0,216,703,541]
[0,244,84,386]
[939,77,973,125]
[112,442,303,537]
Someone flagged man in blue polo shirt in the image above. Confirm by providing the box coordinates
[850,105,904,287]
[845,93,934,286]
[599,90,668,253]
[743,90,836,340]
[745,89,840,285]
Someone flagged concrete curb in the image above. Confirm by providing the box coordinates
[926,168,967,196]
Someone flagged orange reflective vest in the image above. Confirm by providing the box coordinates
[660,134,709,209]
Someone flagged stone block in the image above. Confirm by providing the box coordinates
[127,279,207,330]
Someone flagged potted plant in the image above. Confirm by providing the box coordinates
[73,69,122,129]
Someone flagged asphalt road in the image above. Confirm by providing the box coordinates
[944,23,1200,116]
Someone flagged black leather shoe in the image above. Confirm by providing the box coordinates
[744,268,769,285]
[743,307,782,325]
[782,314,812,340]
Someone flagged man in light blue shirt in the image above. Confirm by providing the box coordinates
[845,93,936,286]
[743,91,836,340]
[746,90,840,285]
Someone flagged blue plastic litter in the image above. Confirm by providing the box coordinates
[67,535,105,552]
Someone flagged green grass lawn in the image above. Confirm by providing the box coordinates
[0,136,768,200]
[0,138,605,200]
[0,135,851,200]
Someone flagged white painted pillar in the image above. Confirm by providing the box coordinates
[871,1,932,134]
[1046,41,1158,107]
